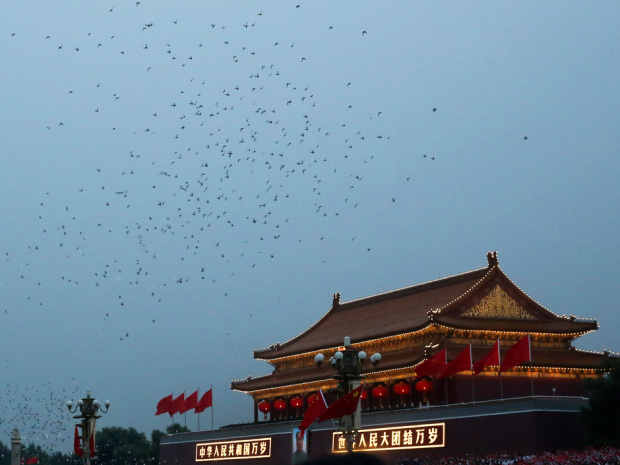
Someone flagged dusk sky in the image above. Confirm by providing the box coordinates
[1,1,619,452]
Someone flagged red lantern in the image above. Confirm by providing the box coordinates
[273,399,287,410]
[372,385,388,398]
[258,401,271,420]
[307,392,318,405]
[360,389,367,400]
[393,382,410,396]
[290,396,304,409]
[415,379,433,393]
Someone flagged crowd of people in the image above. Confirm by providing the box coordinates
[392,447,620,465]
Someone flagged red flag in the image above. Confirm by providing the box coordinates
[500,335,531,372]
[415,349,447,378]
[74,425,83,457]
[169,393,185,417]
[195,388,213,413]
[155,394,173,416]
[183,390,198,413]
[473,339,501,375]
[438,345,472,379]
[26,458,39,464]
[89,423,95,458]
[299,390,328,433]
[177,392,193,415]
[318,385,363,423]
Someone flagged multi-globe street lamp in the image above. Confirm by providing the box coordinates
[67,389,110,465]
[314,337,381,453]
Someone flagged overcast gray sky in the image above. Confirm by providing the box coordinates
[1,0,619,452]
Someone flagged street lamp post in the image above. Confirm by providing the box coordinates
[67,389,110,465]
[315,337,381,453]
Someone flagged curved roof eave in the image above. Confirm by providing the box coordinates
[258,323,438,364]
[434,317,599,336]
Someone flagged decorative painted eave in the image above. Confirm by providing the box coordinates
[232,344,615,396]
[231,354,428,395]
[432,318,599,338]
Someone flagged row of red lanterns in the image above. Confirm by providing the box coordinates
[257,380,432,413]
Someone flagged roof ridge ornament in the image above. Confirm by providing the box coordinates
[332,292,341,309]
[487,251,499,268]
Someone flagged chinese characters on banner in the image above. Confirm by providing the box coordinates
[332,423,445,453]
[196,438,271,461]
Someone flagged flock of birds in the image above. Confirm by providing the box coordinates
[0,382,81,450]
[3,2,411,329]
[2,2,402,450]
[1,1,531,451]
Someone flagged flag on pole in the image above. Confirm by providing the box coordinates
[74,425,83,457]
[500,335,531,372]
[438,345,472,379]
[155,394,173,416]
[89,422,95,458]
[26,458,39,464]
[415,349,447,378]
[473,339,501,375]
[298,390,328,434]
[195,388,213,413]
[183,391,199,413]
[318,385,363,423]
[169,393,185,417]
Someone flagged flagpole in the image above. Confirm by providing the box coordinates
[498,342,506,395]
[210,385,214,431]
[529,335,534,397]
[171,392,174,429]
[469,345,475,403]
[196,387,200,432]
[496,339,503,400]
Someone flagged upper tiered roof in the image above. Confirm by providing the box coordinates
[254,253,597,361]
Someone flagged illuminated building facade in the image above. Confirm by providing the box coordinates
[231,252,607,418]
[159,253,615,464]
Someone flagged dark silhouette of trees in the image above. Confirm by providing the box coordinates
[166,423,190,435]
[96,426,152,465]
[0,441,10,465]
[581,358,620,447]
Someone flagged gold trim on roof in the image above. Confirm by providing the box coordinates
[462,285,535,319]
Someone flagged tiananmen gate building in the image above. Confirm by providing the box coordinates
[159,252,616,465]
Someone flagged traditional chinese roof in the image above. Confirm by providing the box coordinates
[254,257,597,361]
[231,252,602,395]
